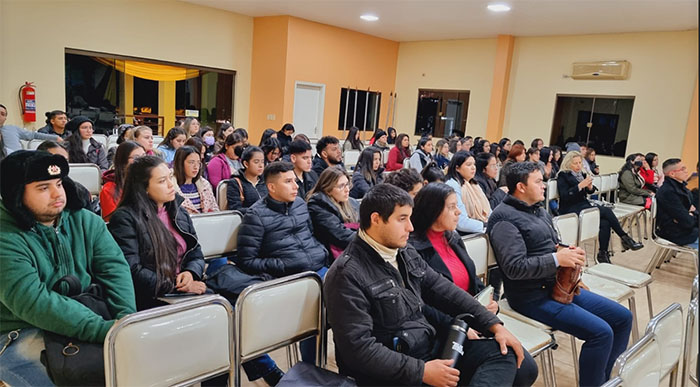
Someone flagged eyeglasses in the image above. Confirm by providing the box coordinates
[186,160,202,166]
[334,183,350,190]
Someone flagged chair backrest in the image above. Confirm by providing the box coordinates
[600,174,613,199]
[475,285,494,306]
[104,295,233,387]
[578,207,600,244]
[552,213,579,246]
[234,272,325,386]
[190,210,242,259]
[27,139,42,150]
[344,150,360,169]
[608,333,662,387]
[68,163,102,195]
[462,233,489,279]
[216,180,228,210]
[153,136,164,149]
[611,172,620,201]
[645,303,683,378]
[382,149,390,165]
[20,139,29,149]
[591,175,603,195]
[92,134,108,148]
[547,179,559,201]
[403,158,411,169]
[683,298,698,386]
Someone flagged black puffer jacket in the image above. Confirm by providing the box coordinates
[235,195,328,277]
[486,195,559,304]
[108,195,205,310]
[350,169,384,199]
[474,172,507,210]
[226,170,267,214]
[656,178,699,246]
[307,192,358,251]
[325,236,501,386]
[296,170,318,200]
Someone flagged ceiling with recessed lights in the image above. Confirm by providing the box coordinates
[181,0,697,41]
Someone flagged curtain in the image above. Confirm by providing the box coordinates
[94,57,199,81]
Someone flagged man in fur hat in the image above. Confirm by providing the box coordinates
[0,150,136,385]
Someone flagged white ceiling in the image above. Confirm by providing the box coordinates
[183,0,698,41]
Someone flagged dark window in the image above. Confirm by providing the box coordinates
[415,89,469,137]
[550,95,635,157]
[338,88,381,131]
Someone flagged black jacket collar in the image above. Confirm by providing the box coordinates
[263,195,294,214]
[503,194,541,213]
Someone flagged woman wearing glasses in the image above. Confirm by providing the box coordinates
[172,145,219,214]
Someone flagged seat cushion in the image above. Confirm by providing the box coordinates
[586,263,652,287]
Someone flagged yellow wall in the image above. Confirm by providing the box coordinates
[0,0,253,130]
[248,16,399,142]
[504,31,698,173]
[681,78,698,175]
[393,38,498,139]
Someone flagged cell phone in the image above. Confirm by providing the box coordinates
[162,292,197,298]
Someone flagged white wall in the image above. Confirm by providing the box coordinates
[0,0,253,130]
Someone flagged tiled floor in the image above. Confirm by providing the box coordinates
[243,236,697,387]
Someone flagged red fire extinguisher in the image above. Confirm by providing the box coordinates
[19,82,36,123]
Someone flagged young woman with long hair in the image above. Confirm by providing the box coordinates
[261,137,282,165]
[474,152,507,210]
[100,141,145,221]
[350,146,383,199]
[445,151,490,234]
[409,136,434,173]
[307,166,360,258]
[66,116,109,171]
[434,139,451,169]
[226,146,267,213]
[498,143,526,187]
[277,123,294,154]
[182,117,201,138]
[343,126,364,152]
[172,146,218,214]
[641,152,663,191]
[258,128,277,146]
[207,132,245,189]
[385,133,411,171]
[386,127,397,145]
[214,123,234,154]
[157,127,187,164]
[618,153,654,206]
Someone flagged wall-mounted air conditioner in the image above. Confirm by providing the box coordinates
[571,60,630,80]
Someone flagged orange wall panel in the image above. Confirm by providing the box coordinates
[681,77,698,185]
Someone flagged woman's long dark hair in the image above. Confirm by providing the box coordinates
[620,153,644,173]
[387,127,397,144]
[159,127,186,149]
[118,156,178,295]
[395,133,411,155]
[216,123,232,141]
[475,152,495,178]
[67,130,91,163]
[446,150,473,185]
[112,141,144,199]
[356,146,381,184]
[261,137,282,163]
[259,128,276,146]
[217,132,244,155]
[345,126,363,150]
[645,152,658,169]
[411,182,456,237]
[173,146,202,186]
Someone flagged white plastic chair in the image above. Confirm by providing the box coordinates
[645,303,684,386]
[68,163,102,195]
[545,179,558,213]
[552,213,578,246]
[602,333,661,387]
[104,295,234,387]
[190,210,242,260]
[92,134,108,148]
[234,272,326,387]
[27,139,43,150]
[20,139,29,150]
[462,233,489,280]
[344,150,360,171]
[216,180,229,210]
[648,198,699,274]
[682,298,698,387]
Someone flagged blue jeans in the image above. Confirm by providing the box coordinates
[299,266,328,363]
[508,289,632,387]
[687,239,699,250]
[0,328,55,386]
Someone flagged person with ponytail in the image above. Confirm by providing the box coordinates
[38,110,70,139]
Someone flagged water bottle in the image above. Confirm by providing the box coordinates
[439,313,474,366]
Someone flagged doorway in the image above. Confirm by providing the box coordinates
[415,89,470,137]
[293,81,325,140]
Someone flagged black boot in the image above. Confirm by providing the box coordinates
[597,250,612,264]
[621,235,644,251]
[262,366,285,386]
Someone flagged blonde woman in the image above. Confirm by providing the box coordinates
[557,151,642,263]
[307,166,359,258]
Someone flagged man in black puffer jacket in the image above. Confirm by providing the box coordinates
[236,161,328,278]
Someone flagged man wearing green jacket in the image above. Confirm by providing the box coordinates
[0,150,136,385]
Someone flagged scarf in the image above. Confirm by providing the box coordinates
[358,229,398,271]
[571,170,585,182]
[461,181,491,222]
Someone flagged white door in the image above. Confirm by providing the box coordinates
[293,82,325,140]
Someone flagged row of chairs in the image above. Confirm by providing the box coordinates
[18,134,164,152]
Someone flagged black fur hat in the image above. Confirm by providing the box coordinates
[1,150,84,230]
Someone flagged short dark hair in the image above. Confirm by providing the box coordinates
[505,161,540,194]
[459,137,471,145]
[262,161,294,183]
[513,140,525,146]
[662,158,682,173]
[316,136,339,155]
[530,138,543,148]
[359,183,413,230]
[421,163,445,183]
[36,140,63,152]
[384,168,423,193]
[287,139,311,155]
[411,182,456,237]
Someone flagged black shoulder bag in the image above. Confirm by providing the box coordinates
[41,275,109,386]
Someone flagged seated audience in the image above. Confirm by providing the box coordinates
[409,182,539,386]
[434,139,451,169]
[475,152,507,209]
[0,104,62,154]
[421,162,446,184]
[133,125,164,158]
[226,146,267,214]
[288,140,318,199]
[656,158,698,249]
[107,124,135,164]
[258,128,277,146]
[409,136,434,172]
[368,129,390,150]
[472,139,491,154]
[618,153,654,206]
[233,127,249,145]
[172,146,218,214]
[157,127,187,165]
[107,156,283,385]
[640,152,663,192]
[550,146,562,174]
[488,162,633,386]
[197,126,216,161]
[185,136,209,180]
[498,144,526,187]
[539,147,556,180]
[499,138,512,161]
[213,122,234,154]
[277,123,294,155]
[312,136,343,176]
[307,166,359,258]
[445,151,489,234]
[530,138,544,150]
[584,148,600,176]
[459,136,473,152]
[0,151,136,386]
[385,133,411,171]
[325,183,524,386]
[557,151,642,262]
[66,116,109,171]
[350,146,384,199]
[261,137,282,165]
[386,126,397,145]
[38,110,71,139]
[384,167,424,198]
[527,147,551,180]
[343,126,364,152]
[207,132,244,189]
[293,133,310,143]
[100,141,145,221]
[182,117,200,138]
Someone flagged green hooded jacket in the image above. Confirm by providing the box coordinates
[0,203,136,342]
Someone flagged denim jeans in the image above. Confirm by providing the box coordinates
[508,289,632,387]
[0,328,55,386]
[299,266,328,363]
[454,339,518,386]
[687,238,699,250]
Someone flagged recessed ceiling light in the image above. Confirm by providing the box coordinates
[360,14,379,22]
[487,3,511,12]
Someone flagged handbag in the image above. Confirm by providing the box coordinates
[41,275,109,386]
[551,264,582,304]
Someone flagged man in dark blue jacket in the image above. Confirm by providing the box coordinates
[656,158,698,249]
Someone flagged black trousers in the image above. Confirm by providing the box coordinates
[596,205,627,253]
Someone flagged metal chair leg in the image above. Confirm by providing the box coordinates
[539,353,551,387]
[547,347,558,387]
[646,285,654,320]
[570,335,579,385]
[628,296,640,342]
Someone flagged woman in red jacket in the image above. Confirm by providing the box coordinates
[100,141,145,221]
[385,133,411,171]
